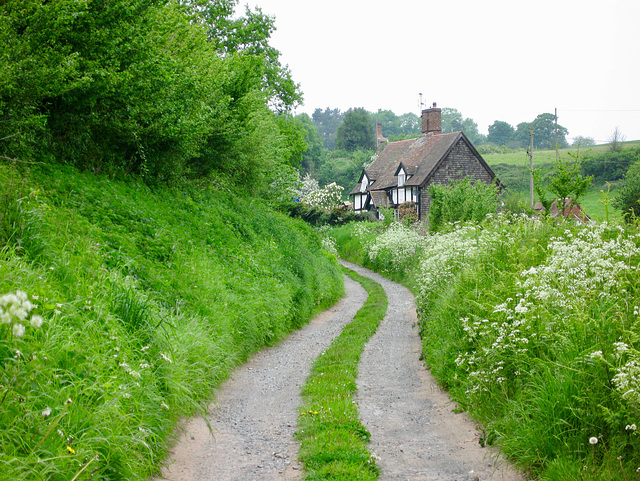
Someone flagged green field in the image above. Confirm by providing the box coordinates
[483,141,640,220]
[482,140,640,167]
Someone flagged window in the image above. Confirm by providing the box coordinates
[398,171,405,187]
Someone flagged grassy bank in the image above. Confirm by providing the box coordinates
[328,217,640,480]
[0,162,343,480]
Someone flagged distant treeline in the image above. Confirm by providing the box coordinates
[297,107,576,196]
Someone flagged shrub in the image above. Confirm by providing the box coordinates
[428,177,498,231]
[613,161,640,221]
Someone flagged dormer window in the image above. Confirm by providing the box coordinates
[398,169,406,187]
[360,174,368,193]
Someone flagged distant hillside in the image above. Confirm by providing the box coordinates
[482,141,640,220]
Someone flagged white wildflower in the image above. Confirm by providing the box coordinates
[160,353,173,363]
[30,314,44,328]
[13,323,25,337]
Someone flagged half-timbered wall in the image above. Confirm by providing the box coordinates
[391,186,418,206]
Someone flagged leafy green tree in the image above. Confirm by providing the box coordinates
[613,161,640,220]
[487,121,515,146]
[532,113,569,150]
[441,108,485,144]
[0,0,304,189]
[312,108,343,150]
[513,122,532,148]
[510,114,569,150]
[371,109,420,139]
[192,0,301,112]
[317,149,372,197]
[396,112,422,137]
[1,0,219,178]
[572,135,595,147]
[335,108,375,152]
[533,153,593,216]
[294,113,324,175]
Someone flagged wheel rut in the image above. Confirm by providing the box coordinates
[152,264,523,481]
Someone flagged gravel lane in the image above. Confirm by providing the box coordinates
[153,265,524,481]
[344,261,523,481]
[152,275,367,481]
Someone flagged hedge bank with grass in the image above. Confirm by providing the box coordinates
[0,163,343,481]
[329,216,640,481]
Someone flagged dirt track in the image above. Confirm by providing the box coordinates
[152,263,524,481]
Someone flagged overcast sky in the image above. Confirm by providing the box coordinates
[244,0,639,144]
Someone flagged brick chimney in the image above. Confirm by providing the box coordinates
[421,102,441,135]
[375,122,388,150]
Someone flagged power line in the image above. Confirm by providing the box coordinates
[561,109,640,112]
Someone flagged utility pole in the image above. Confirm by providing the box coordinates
[554,107,559,162]
[529,125,534,209]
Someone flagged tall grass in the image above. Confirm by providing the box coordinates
[0,162,343,480]
[328,215,640,480]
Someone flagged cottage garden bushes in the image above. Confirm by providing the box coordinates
[0,163,343,480]
[328,215,640,480]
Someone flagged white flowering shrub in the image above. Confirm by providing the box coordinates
[611,338,640,408]
[302,181,344,210]
[518,223,639,311]
[320,236,338,257]
[295,173,320,200]
[332,211,640,476]
[0,290,44,337]
[267,165,300,202]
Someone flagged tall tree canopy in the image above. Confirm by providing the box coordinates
[498,114,569,150]
[312,108,343,150]
[188,0,301,112]
[371,109,420,140]
[335,108,375,152]
[487,121,515,146]
[531,113,569,150]
[441,108,485,145]
[0,0,304,189]
[294,113,324,175]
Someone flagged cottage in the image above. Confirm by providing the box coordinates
[350,103,499,220]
